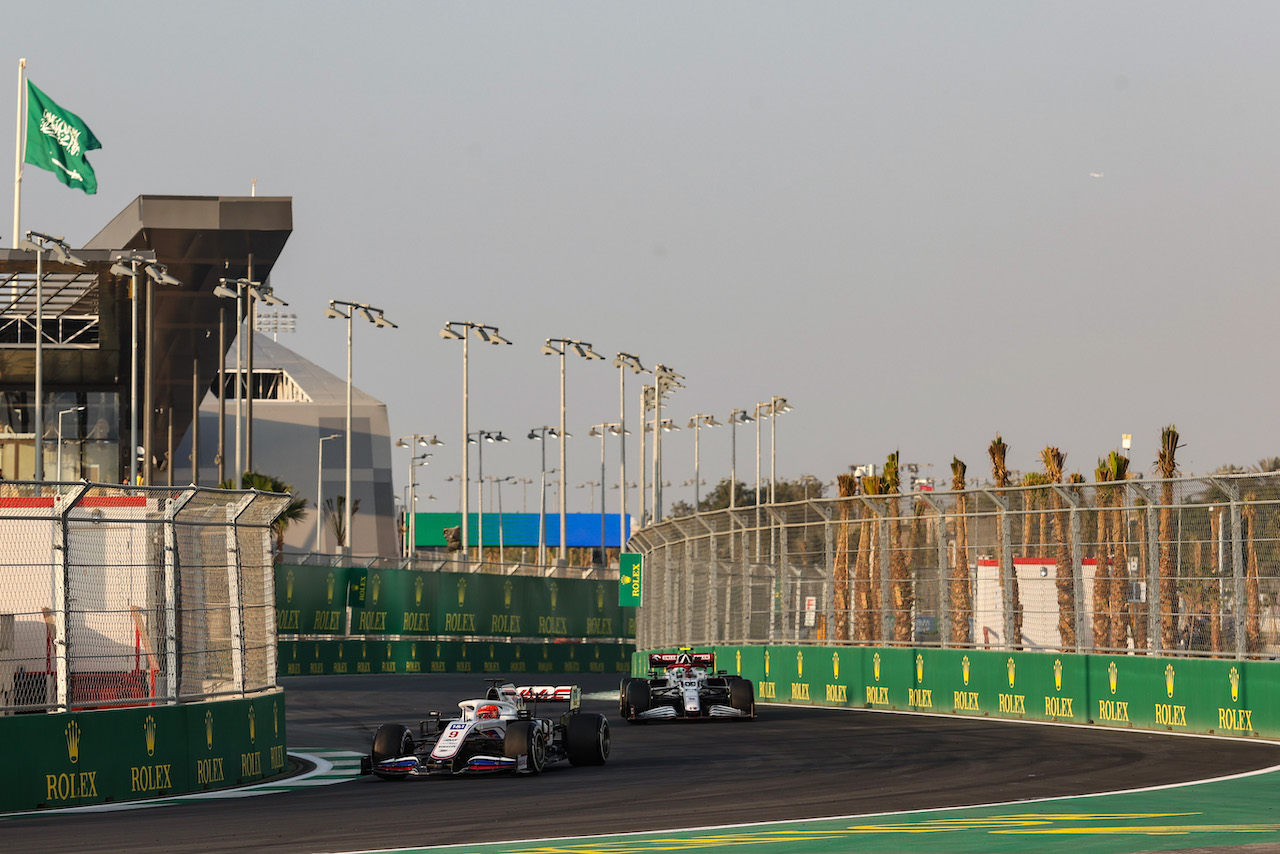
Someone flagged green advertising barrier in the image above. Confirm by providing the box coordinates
[635,645,1280,740]
[275,565,351,634]
[279,565,636,640]
[0,691,287,813]
[280,639,636,678]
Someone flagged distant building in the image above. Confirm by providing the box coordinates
[173,336,397,557]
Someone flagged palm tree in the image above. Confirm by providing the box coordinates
[855,473,885,642]
[884,452,913,643]
[1104,451,1131,651]
[1244,496,1261,654]
[1040,446,1074,648]
[323,495,360,549]
[220,471,308,562]
[949,458,971,645]
[1155,425,1181,650]
[988,435,1022,647]
[833,473,857,641]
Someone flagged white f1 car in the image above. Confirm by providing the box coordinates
[360,681,610,778]
[620,650,755,723]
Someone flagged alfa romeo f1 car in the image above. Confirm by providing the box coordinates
[360,681,610,778]
[619,649,755,722]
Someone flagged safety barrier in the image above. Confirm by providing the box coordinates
[630,471,1280,659]
[0,483,291,813]
[276,564,635,640]
[0,692,286,811]
[635,645,1277,738]
[283,639,634,677]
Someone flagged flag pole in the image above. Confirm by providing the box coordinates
[12,57,25,246]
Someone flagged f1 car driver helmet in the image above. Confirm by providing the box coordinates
[477,704,501,720]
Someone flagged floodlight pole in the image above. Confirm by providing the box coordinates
[326,300,395,555]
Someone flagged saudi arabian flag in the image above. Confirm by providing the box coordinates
[24,80,100,194]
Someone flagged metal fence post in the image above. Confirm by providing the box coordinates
[226,492,257,695]
[52,484,90,711]
[163,487,198,703]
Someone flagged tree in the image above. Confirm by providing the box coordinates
[1040,446,1074,648]
[988,435,1023,647]
[949,458,971,645]
[219,471,308,563]
[323,495,360,549]
[884,451,913,643]
[1155,425,1181,649]
[832,473,857,641]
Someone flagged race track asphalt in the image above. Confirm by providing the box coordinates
[5,672,1278,854]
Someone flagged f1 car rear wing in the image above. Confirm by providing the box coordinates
[514,685,581,711]
[648,651,715,670]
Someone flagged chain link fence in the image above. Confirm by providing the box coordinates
[630,472,1280,660]
[0,482,288,713]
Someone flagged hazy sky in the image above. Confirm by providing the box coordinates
[8,2,1280,511]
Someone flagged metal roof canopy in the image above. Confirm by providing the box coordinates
[0,249,155,347]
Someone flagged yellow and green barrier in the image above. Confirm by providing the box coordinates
[277,565,636,639]
[282,639,634,677]
[0,691,287,813]
[635,645,1274,738]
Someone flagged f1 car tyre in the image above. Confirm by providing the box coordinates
[370,724,413,780]
[624,678,651,723]
[618,677,633,717]
[566,713,611,766]
[730,679,756,718]
[504,721,546,774]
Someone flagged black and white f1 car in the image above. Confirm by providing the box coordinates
[359,681,610,778]
[619,650,755,723]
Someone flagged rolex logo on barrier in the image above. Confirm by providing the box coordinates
[248,706,256,744]
[411,643,417,660]
[386,643,393,660]
[489,644,496,658]
[551,582,559,610]
[597,584,605,611]
[594,645,600,660]
[1109,661,1118,694]
[273,701,279,737]
[66,721,81,763]
[1007,657,1016,688]
[504,580,513,608]
[1230,666,1240,702]
[325,572,335,604]
[832,652,839,679]
[916,654,923,684]
[205,711,215,749]
[286,570,295,602]
[415,576,425,606]
[797,650,803,677]
[873,652,881,682]
[436,643,443,657]
[736,650,742,673]
[371,572,382,605]
[764,649,771,677]
[458,577,467,606]
[1054,659,1063,691]
[1165,664,1175,698]
[361,643,367,659]
[962,655,970,685]
[145,715,156,756]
